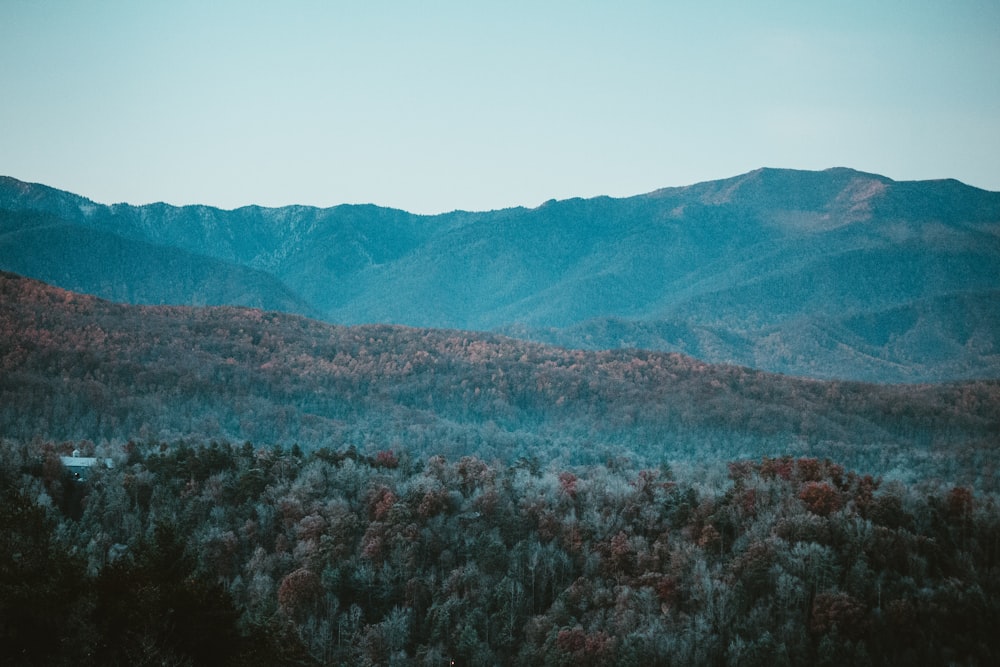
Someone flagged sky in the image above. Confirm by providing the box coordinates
[2,0,999,214]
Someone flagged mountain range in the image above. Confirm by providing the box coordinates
[2,168,998,382]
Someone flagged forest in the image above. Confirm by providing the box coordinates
[2,272,998,490]
[2,272,999,664]
[2,438,997,665]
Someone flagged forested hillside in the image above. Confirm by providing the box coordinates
[0,209,315,314]
[2,272,998,488]
[2,273,999,664]
[2,439,997,665]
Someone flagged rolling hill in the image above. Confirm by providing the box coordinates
[2,272,997,487]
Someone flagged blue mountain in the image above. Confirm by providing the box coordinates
[2,168,997,382]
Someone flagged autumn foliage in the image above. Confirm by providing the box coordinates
[2,272,999,492]
[2,440,998,665]
[2,273,999,664]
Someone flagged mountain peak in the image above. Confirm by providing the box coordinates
[650,167,892,212]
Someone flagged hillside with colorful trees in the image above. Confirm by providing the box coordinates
[2,439,998,665]
[1,272,998,489]
[2,272,999,664]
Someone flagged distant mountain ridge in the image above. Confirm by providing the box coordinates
[2,168,998,382]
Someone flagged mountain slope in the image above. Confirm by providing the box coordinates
[0,209,315,313]
[2,168,998,382]
[2,273,998,486]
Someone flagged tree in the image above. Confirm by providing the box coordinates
[0,486,93,666]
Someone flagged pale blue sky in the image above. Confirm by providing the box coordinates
[2,1,998,213]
